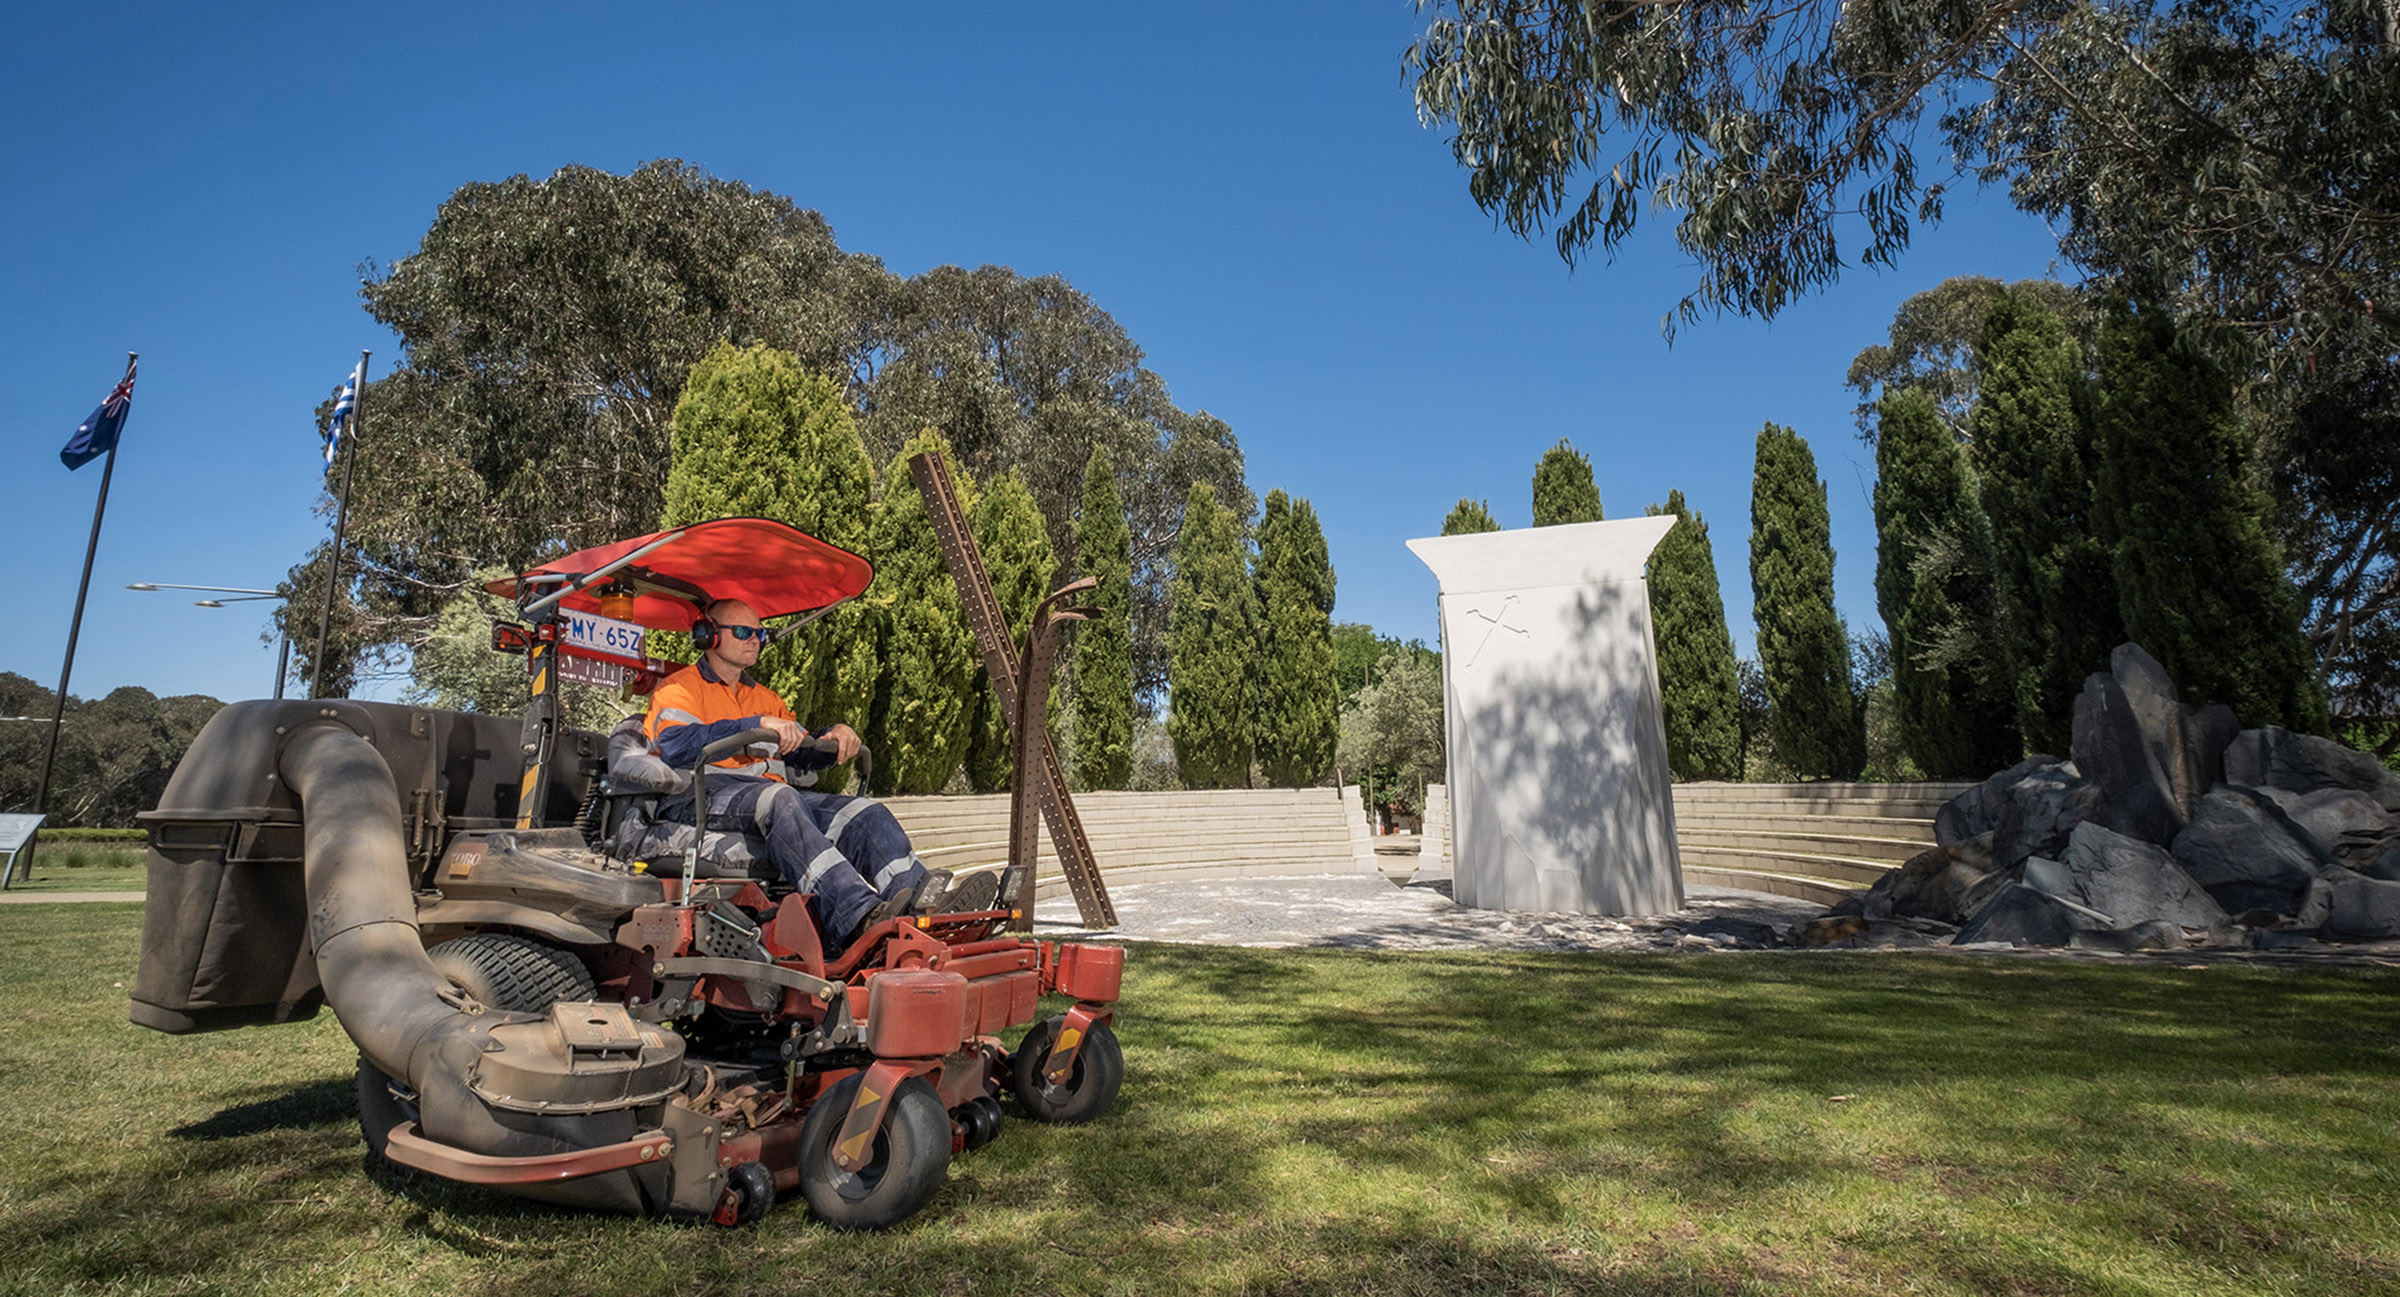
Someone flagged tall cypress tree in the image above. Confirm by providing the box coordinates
[1750,423,1863,778]
[1874,389,2021,775]
[2096,305,2325,730]
[1645,490,1742,780]
[1166,482,1258,788]
[1531,438,1604,525]
[1253,488,1340,786]
[1070,447,1135,790]
[865,432,980,794]
[1442,498,1500,534]
[1972,286,2120,754]
[662,343,878,792]
[961,471,1057,792]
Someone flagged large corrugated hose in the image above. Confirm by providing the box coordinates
[279,720,699,1214]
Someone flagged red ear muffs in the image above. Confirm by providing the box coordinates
[691,616,719,650]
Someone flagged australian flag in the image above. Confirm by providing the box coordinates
[60,356,137,470]
[322,361,361,468]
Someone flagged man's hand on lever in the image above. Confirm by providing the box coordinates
[769,718,860,764]
[815,723,862,764]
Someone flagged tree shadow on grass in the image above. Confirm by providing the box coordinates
[1104,942,2400,1289]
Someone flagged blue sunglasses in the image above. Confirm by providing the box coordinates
[719,624,767,641]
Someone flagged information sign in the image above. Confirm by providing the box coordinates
[0,814,42,853]
[0,813,45,890]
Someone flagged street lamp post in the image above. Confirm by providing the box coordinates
[126,584,289,699]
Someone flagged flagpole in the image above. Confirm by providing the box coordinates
[31,351,138,848]
[310,350,370,699]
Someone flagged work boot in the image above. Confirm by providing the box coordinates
[938,870,1001,914]
[842,891,913,952]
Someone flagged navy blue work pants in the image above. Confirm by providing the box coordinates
[654,776,929,945]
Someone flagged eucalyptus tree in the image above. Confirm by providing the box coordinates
[284,159,893,688]
[1407,1,2399,366]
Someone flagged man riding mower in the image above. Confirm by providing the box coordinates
[128,517,1126,1230]
[633,593,1000,953]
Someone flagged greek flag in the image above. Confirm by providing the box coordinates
[322,362,360,468]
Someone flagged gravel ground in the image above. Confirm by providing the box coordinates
[1031,869,1826,952]
[1028,867,2400,966]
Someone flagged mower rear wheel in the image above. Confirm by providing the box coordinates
[1009,1015,1122,1125]
[794,1073,950,1230]
[427,933,596,1013]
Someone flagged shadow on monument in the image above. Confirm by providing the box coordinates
[1450,580,1680,915]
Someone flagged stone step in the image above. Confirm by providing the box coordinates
[890,807,1353,833]
[1671,780,1975,802]
[919,838,1357,870]
[1028,859,1363,899]
[1680,866,1860,907]
[1675,845,1894,887]
[902,831,1353,860]
[1677,828,1930,863]
[1671,796,1954,819]
[1673,811,1937,838]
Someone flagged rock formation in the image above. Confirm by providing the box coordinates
[1823,643,2400,951]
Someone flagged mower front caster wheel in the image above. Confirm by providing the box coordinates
[713,1162,775,1227]
[794,1073,951,1230]
[1009,1015,1122,1125]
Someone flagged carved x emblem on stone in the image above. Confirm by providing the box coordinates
[1460,595,1530,667]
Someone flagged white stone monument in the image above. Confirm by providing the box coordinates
[1407,517,1683,916]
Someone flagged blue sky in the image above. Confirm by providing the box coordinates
[2,2,2069,706]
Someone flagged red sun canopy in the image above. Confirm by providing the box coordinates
[485,517,873,630]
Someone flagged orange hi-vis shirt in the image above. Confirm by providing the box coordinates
[644,660,797,780]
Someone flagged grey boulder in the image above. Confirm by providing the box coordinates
[1839,838,1999,925]
[2322,875,2400,941]
[2186,703,2241,795]
[2170,786,2344,916]
[1937,756,2062,846]
[2069,647,2193,844]
[2224,726,2400,811]
[2257,786,2400,872]
[1955,881,2115,947]
[1993,763,2102,869]
[2049,821,2228,929]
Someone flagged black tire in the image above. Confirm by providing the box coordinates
[1009,1016,1123,1125]
[795,1073,950,1230]
[426,933,595,1013]
[717,1161,776,1227]
[355,1056,421,1179]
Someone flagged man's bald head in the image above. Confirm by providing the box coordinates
[703,598,760,628]
[699,598,767,672]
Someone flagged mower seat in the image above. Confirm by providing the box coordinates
[597,715,775,882]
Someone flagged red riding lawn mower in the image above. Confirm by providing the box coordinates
[128,518,1125,1230]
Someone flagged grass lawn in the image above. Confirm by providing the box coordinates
[1,844,146,894]
[1,905,2396,1296]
